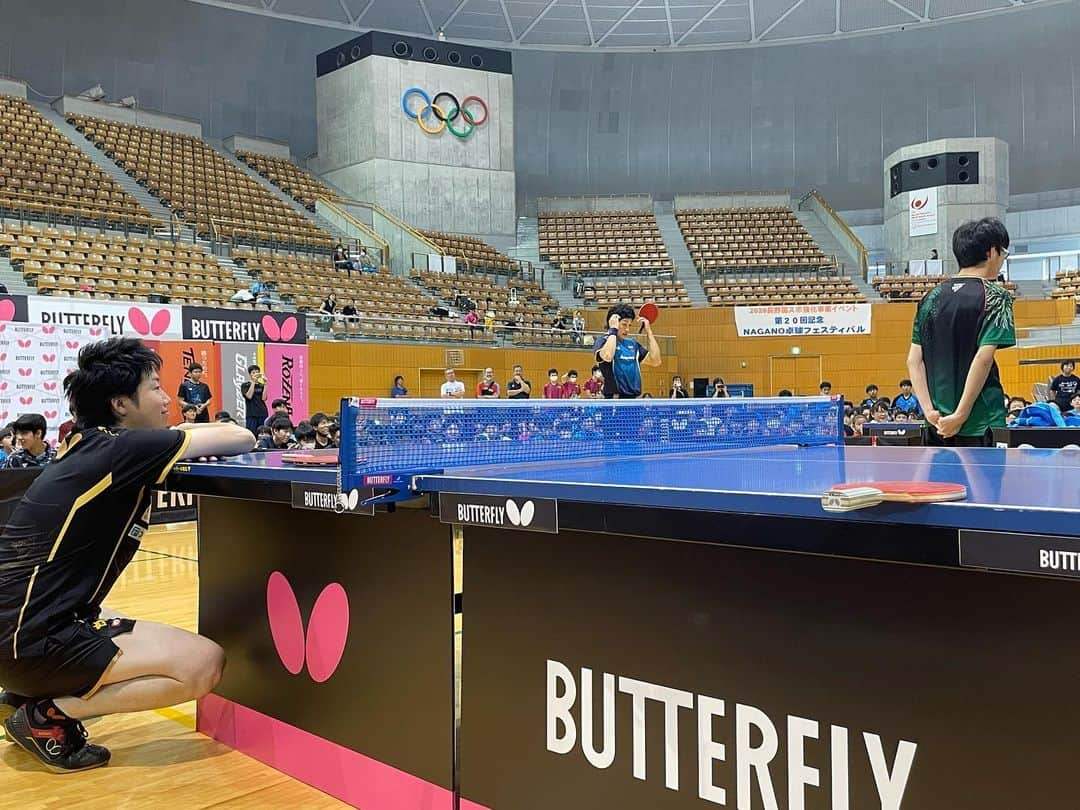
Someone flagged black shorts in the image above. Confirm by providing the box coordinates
[0,617,136,700]
[922,426,995,448]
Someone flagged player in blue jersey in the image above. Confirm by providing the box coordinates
[594,304,663,398]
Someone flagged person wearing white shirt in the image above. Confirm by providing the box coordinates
[440,368,466,399]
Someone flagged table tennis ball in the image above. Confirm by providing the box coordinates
[1018,443,1035,449]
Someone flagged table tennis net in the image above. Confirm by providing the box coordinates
[339,396,843,485]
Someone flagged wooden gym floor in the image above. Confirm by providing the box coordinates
[1,523,347,808]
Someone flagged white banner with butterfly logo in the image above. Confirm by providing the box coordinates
[26,297,183,340]
[0,322,94,442]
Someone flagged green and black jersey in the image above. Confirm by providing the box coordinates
[911,277,1016,436]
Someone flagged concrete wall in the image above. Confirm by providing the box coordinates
[315,53,515,235]
[224,134,289,159]
[883,138,1009,272]
[0,76,26,97]
[537,195,652,213]
[54,95,202,136]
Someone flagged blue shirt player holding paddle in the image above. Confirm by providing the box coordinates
[594,303,663,398]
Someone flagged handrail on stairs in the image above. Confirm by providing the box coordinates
[330,197,443,256]
[798,189,869,282]
[314,197,391,259]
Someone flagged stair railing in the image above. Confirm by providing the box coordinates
[799,189,869,282]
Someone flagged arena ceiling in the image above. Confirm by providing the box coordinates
[188,0,1059,51]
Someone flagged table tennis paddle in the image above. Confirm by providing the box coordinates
[638,301,659,334]
[281,450,340,465]
[821,481,967,512]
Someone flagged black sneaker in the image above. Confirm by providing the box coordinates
[3,701,111,773]
[0,691,27,741]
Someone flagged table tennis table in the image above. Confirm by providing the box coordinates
[169,398,1080,810]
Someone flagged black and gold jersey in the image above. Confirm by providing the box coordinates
[0,427,189,660]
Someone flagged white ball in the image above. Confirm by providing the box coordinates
[1018,443,1034,449]
[1064,444,1080,450]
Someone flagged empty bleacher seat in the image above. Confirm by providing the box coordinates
[676,206,830,274]
[539,210,674,277]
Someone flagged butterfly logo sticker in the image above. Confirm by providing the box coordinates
[128,308,172,337]
[266,572,350,683]
[0,299,14,321]
[335,489,362,513]
[261,315,298,343]
[505,499,535,528]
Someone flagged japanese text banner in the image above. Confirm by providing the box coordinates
[734,303,872,337]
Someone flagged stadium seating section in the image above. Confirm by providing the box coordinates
[68,115,333,251]
[414,270,560,326]
[1052,272,1080,301]
[235,151,344,210]
[874,275,1018,300]
[585,278,690,308]
[419,231,515,273]
[704,277,865,306]
[539,210,674,276]
[0,222,236,304]
[677,207,829,273]
[0,95,155,230]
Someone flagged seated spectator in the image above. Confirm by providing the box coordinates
[257,416,295,451]
[852,413,868,436]
[1050,360,1080,413]
[777,389,794,397]
[179,404,198,424]
[543,369,564,399]
[357,246,377,273]
[319,293,337,323]
[255,425,272,442]
[0,426,13,465]
[670,375,689,399]
[263,398,290,427]
[843,414,855,437]
[310,412,338,449]
[1007,396,1028,417]
[254,279,274,310]
[870,402,892,422]
[214,410,235,423]
[584,366,604,399]
[893,379,922,418]
[329,422,340,446]
[5,414,55,469]
[859,384,879,410]
[1070,394,1080,415]
[333,243,356,274]
[711,377,728,398]
[476,368,500,398]
[464,308,481,337]
[819,381,832,396]
[391,376,409,397]
[484,308,496,333]
[57,412,76,444]
[572,311,585,340]
[294,421,317,449]
[562,370,581,399]
[341,301,358,328]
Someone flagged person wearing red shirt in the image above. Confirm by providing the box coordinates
[561,370,581,399]
[476,367,500,398]
[543,369,564,399]
[584,366,604,399]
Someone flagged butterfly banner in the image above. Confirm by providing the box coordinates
[263,343,309,424]
[0,322,93,441]
[26,297,183,340]
[182,306,307,345]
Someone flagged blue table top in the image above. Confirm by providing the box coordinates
[416,444,1080,535]
[173,445,1080,536]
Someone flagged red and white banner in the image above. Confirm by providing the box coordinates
[0,322,93,441]
[26,298,183,340]
[909,188,939,237]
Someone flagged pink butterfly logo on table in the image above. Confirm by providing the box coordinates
[261,315,298,343]
[128,307,172,338]
[266,571,349,683]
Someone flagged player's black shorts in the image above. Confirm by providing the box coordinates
[922,426,995,447]
[0,617,136,700]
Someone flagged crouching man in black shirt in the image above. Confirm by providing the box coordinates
[0,338,255,773]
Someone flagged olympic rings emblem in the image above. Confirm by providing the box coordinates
[401,87,488,138]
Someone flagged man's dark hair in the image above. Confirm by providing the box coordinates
[605,303,636,323]
[899,378,913,387]
[592,365,600,374]
[188,362,203,373]
[876,396,892,407]
[310,412,328,428]
[64,337,162,428]
[256,425,272,437]
[13,413,46,437]
[819,381,831,389]
[547,368,558,375]
[214,410,233,422]
[181,404,197,416]
[248,364,261,375]
[269,415,294,432]
[952,218,1010,269]
[778,389,793,397]
[1062,360,1076,371]
[295,423,317,442]
[567,369,578,377]
[865,384,878,394]
[271,398,287,409]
